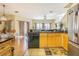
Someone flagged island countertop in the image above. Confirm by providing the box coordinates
[0,37,14,56]
[40,31,67,33]
[0,37,14,44]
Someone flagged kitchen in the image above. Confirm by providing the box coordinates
[0,3,79,56]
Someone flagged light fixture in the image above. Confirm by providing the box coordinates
[43,10,53,20]
[0,4,7,21]
[44,15,47,20]
[49,10,53,13]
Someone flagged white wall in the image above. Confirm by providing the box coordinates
[14,15,30,36]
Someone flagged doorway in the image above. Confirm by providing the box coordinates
[19,21,24,36]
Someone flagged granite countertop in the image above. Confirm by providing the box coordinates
[40,31,67,33]
[0,37,14,44]
[0,33,15,43]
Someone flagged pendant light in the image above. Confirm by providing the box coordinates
[0,4,7,21]
[44,15,47,20]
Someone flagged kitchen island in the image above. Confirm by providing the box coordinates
[39,32,68,51]
[0,37,14,56]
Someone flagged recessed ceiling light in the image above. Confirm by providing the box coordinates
[15,11,19,13]
[49,11,53,13]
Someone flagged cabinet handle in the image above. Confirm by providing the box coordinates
[11,47,14,56]
[0,47,5,49]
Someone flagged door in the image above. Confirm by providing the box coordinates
[27,22,29,32]
[19,21,24,36]
[24,22,29,36]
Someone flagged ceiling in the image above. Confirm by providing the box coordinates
[0,3,67,20]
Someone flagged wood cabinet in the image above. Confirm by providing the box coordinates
[0,39,14,56]
[62,34,68,50]
[47,33,60,47]
[39,32,68,51]
[42,33,62,48]
[39,32,47,48]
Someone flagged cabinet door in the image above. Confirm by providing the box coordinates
[56,33,62,47]
[55,33,58,47]
[63,34,68,51]
[48,33,60,48]
[39,33,47,48]
[50,33,57,47]
[48,33,53,47]
[52,33,56,47]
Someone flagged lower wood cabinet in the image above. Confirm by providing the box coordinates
[0,39,14,56]
[39,33,47,48]
[62,34,68,51]
[39,32,68,51]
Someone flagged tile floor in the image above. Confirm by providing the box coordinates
[28,48,68,56]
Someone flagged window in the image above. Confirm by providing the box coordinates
[35,23,51,30]
[44,23,50,30]
[36,23,42,30]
